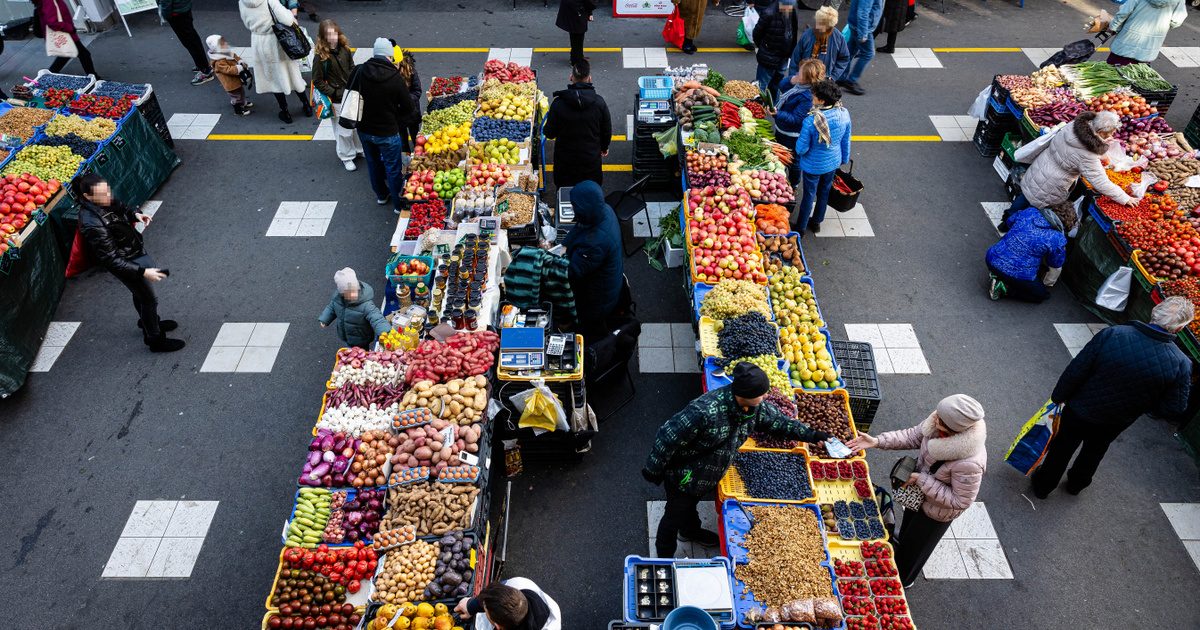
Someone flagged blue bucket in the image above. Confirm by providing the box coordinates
[662,606,718,630]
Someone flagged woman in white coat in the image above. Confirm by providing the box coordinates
[239,0,312,123]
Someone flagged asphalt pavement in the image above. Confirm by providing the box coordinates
[1,1,1199,628]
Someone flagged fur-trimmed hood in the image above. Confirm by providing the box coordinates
[917,412,987,462]
[1069,111,1109,155]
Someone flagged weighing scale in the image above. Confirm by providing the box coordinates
[637,99,674,124]
[554,187,575,243]
[499,326,546,370]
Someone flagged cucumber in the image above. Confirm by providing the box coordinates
[302,534,321,543]
[285,539,301,548]
[301,542,317,549]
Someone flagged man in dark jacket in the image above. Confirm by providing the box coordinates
[562,181,623,340]
[555,0,596,68]
[1032,297,1194,498]
[643,364,831,556]
[355,38,415,214]
[752,0,798,102]
[157,0,213,85]
[543,60,611,189]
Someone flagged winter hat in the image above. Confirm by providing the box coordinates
[936,394,985,432]
[373,37,393,59]
[206,34,234,61]
[334,267,359,293]
[779,0,797,6]
[731,363,771,399]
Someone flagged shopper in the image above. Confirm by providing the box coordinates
[543,60,612,188]
[1031,297,1193,499]
[752,0,799,103]
[396,49,423,155]
[787,7,850,83]
[642,363,832,557]
[454,578,562,630]
[1106,0,1188,65]
[562,181,623,340]
[318,268,390,350]
[75,174,184,353]
[673,0,715,55]
[793,80,851,235]
[840,0,884,95]
[985,202,1075,303]
[874,0,908,54]
[34,0,99,77]
[1007,111,1135,225]
[773,58,824,186]
[355,38,415,213]
[847,395,988,588]
[556,0,596,68]
[239,0,311,124]
[312,20,362,171]
[206,35,254,116]
[157,0,214,85]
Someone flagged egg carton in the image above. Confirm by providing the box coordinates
[388,466,430,487]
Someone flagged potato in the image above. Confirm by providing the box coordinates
[414,446,433,460]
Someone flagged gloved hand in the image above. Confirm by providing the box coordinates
[641,468,663,485]
[1044,267,1062,287]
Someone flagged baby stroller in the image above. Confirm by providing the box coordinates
[1039,19,1113,68]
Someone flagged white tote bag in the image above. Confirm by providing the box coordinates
[45,1,78,59]
[337,67,364,130]
[1096,266,1133,311]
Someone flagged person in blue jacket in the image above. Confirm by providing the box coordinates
[1106,0,1189,65]
[562,180,623,339]
[772,58,824,186]
[840,0,884,95]
[786,6,849,85]
[793,80,851,235]
[985,203,1075,303]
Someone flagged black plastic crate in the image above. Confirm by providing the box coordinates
[136,91,173,148]
[1132,84,1177,114]
[832,340,882,431]
[973,122,1002,157]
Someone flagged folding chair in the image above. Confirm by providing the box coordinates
[605,175,651,257]
[587,276,639,422]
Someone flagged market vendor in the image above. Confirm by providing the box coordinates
[642,363,832,557]
[455,578,562,630]
[1005,110,1135,227]
[562,181,623,340]
[985,201,1076,303]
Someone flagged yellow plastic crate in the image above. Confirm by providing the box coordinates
[793,389,861,460]
[1131,249,1161,286]
[698,316,781,359]
[717,445,814,505]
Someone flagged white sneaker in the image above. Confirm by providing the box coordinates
[342,160,356,171]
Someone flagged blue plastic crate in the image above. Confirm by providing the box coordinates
[704,356,789,393]
[791,330,843,392]
[693,281,775,323]
[1005,97,1024,119]
[761,231,810,276]
[1087,201,1113,234]
[639,76,674,100]
[623,555,735,628]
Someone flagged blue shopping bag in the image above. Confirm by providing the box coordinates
[308,83,333,120]
[1005,399,1061,475]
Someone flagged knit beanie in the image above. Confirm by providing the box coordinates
[936,394,985,432]
[731,363,771,399]
[334,267,359,293]
[373,37,393,59]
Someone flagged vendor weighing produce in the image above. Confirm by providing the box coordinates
[642,363,832,557]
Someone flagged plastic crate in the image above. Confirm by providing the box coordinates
[385,253,434,286]
[1001,132,1024,162]
[972,122,1002,158]
[790,330,842,392]
[26,69,95,96]
[699,315,781,359]
[623,555,735,627]
[1130,250,1159,291]
[703,356,789,392]
[830,340,882,431]
[759,232,809,275]
[1132,84,1177,114]
[638,75,675,100]
[721,499,828,566]
[718,446,814,504]
[989,75,1012,104]
[795,389,861,461]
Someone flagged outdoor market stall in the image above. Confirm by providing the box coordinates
[0,72,179,396]
[972,62,1200,461]
[612,66,911,630]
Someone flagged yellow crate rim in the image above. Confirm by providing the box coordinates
[717,444,815,505]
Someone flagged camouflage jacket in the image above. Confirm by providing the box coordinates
[643,387,828,496]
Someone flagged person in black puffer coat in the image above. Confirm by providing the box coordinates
[752,0,798,103]
[543,59,611,188]
[354,38,415,214]
[562,181,623,340]
[1032,297,1194,499]
[75,174,185,352]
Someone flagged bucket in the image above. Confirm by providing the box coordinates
[661,606,718,630]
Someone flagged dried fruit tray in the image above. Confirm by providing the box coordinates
[717,446,814,505]
[793,389,861,462]
[699,315,781,359]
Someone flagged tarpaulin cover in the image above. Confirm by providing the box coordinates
[1062,212,1154,325]
[89,109,180,208]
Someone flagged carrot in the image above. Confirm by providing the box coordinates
[681,80,702,90]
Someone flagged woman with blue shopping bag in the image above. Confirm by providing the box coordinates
[311,20,363,171]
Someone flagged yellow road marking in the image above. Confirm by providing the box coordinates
[611,134,627,142]
[852,135,943,142]
[932,47,1023,53]
[534,47,624,53]
[207,134,313,141]
[546,164,633,172]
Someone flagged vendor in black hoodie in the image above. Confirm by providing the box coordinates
[354,37,415,213]
[543,59,611,189]
[455,578,561,630]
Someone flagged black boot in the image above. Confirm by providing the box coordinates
[139,319,178,333]
[299,92,313,117]
[278,109,293,124]
[682,39,697,55]
[147,334,186,353]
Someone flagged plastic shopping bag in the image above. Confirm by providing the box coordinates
[662,8,685,50]
[1096,266,1133,311]
[1005,400,1061,475]
[509,379,567,434]
[968,86,991,120]
[737,6,759,49]
[1013,124,1063,163]
[309,82,333,120]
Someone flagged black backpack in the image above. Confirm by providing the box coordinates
[1040,37,1099,68]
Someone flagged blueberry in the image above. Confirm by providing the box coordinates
[833,501,850,519]
[863,500,879,517]
[850,502,866,519]
[732,451,811,501]
[837,518,856,540]
[854,519,870,540]
[868,519,885,539]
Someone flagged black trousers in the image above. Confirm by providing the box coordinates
[895,508,953,586]
[165,11,211,72]
[655,484,703,557]
[569,32,586,65]
[49,40,97,76]
[1031,406,1125,495]
[116,272,161,338]
[274,91,309,112]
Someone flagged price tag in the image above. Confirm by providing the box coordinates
[494,199,509,215]
[112,135,126,150]
[0,252,13,275]
[33,209,47,225]
[440,426,455,451]
[95,152,109,166]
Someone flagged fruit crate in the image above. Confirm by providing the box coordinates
[281,487,390,547]
[1004,97,1024,120]
[26,69,96,97]
[721,499,829,566]
[830,340,882,432]
[698,315,781,359]
[795,389,862,462]
[1131,83,1177,114]
[1130,250,1159,291]
[703,356,789,392]
[384,253,435,286]
[989,75,1013,104]
[791,331,841,393]
[1001,132,1024,163]
[717,445,815,504]
[265,548,375,610]
[759,231,810,275]
[972,122,1002,158]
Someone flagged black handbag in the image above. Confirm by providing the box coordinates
[268,1,311,61]
[828,160,864,212]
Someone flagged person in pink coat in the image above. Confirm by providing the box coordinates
[847,394,988,587]
[33,0,99,76]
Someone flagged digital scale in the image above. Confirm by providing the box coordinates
[554,187,575,243]
[499,326,546,370]
[637,99,674,124]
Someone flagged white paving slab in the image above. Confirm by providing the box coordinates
[163,501,219,538]
[647,500,719,559]
[1054,323,1100,357]
[921,538,969,579]
[638,323,673,348]
[1021,47,1059,67]
[622,47,645,69]
[487,48,512,63]
[266,201,337,237]
[626,114,634,139]
[29,321,81,372]
[1162,503,1200,541]
[105,500,217,579]
[201,323,288,373]
[120,501,177,538]
[102,537,161,578]
[168,113,220,140]
[145,537,206,578]
[643,47,669,69]
[981,201,1008,234]
[136,200,163,233]
[845,323,929,374]
[508,48,533,67]
[929,115,976,142]
[958,539,1014,579]
[1160,47,1200,69]
[638,346,676,373]
[891,48,942,68]
[637,322,699,373]
[352,47,373,64]
[949,503,998,540]
[1184,540,1200,573]
[312,118,336,141]
[814,203,874,238]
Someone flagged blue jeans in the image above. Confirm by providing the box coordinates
[359,132,406,208]
[796,169,835,233]
[845,29,875,83]
[755,64,786,104]
[775,132,801,186]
